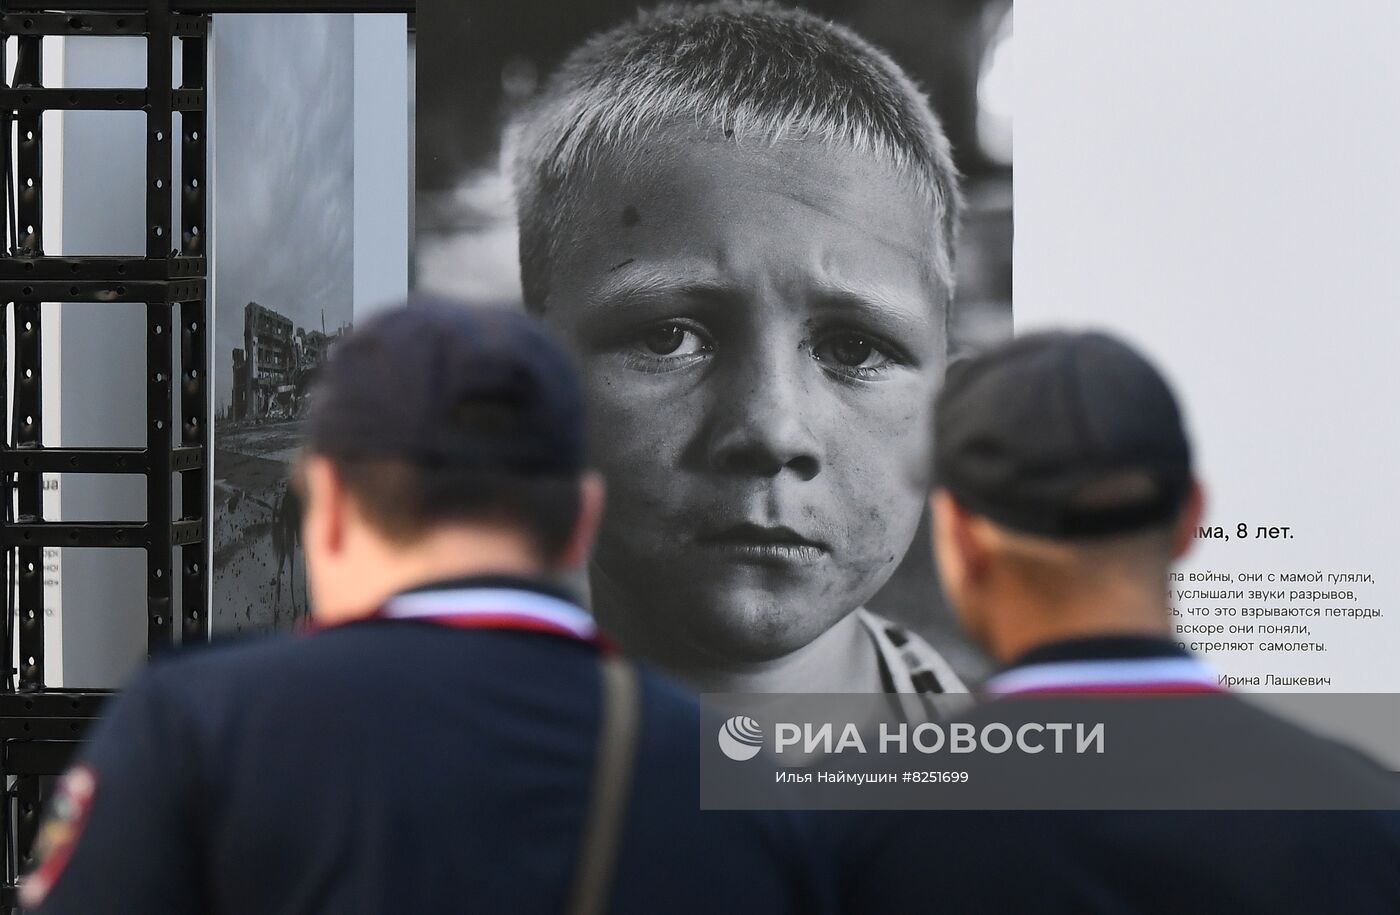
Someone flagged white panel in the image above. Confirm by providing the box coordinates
[353,13,409,318]
[1017,1,1400,690]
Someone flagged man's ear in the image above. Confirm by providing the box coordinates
[300,455,347,561]
[556,472,605,570]
[1170,480,1205,559]
[930,489,988,590]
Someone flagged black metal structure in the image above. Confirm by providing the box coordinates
[0,2,409,908]
[0,6,209,907]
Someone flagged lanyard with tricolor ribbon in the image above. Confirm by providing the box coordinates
[983,655,1222,697]
[372,587,610,649]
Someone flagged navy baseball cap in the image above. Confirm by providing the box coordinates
[306,294,586,475]
[933,331,1193,539]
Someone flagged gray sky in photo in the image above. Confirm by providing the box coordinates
[213,14,354,414]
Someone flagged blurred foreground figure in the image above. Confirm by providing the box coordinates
[843,332,1400,914]
[24,298,820,914]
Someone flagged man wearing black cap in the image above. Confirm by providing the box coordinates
[839,331,1400,913]
[23,298,822,914]
[930,330,1208,679]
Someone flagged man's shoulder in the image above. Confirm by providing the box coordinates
[127,631,280,687]
[147,618,582,682]
[138,627,704,737]
[139,628,323,690]
[972,688,1400,809]
[1209,693,1400,801]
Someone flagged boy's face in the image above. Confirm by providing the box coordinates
[541,129,948,662]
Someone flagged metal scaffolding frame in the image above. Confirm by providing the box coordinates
[0,2,412,907]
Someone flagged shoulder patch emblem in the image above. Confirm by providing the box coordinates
[19,764,98,909]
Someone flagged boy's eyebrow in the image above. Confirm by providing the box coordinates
[809,276,943,324]
[583,264,944,322]
[584,264,733,310]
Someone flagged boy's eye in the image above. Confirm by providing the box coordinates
[813,333,893,370]
[641,323,709,356]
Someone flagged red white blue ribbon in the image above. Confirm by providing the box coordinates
[379,587,600,644]
[984,656,1221,696]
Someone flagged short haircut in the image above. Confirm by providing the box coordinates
[987,474,1183,583]
[510,1,963,311]
[310,456,582,559]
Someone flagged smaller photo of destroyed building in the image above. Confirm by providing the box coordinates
[214,302,349,632]
[210,13,355,634]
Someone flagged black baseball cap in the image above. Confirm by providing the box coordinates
[933,331,1193,539]
[306,294,585,475]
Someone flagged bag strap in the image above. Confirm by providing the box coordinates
[565,654,641,915]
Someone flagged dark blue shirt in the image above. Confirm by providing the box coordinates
[834,636,1400,914]
[29,578,822,914]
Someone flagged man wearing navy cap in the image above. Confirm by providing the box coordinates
[24,297,822,914]
[840,331,1400,914]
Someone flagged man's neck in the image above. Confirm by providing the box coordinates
[985,582,1172,666]
[312,527,547,626]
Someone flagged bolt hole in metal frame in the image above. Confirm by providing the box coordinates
[0,1,410,906]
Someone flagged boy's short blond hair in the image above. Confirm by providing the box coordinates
[510,1,963,311]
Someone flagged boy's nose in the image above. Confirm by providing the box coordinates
[702,364,822,481]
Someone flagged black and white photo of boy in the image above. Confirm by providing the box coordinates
[416,0,1013,692]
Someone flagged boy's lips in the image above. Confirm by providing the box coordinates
[695,522,829,565]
